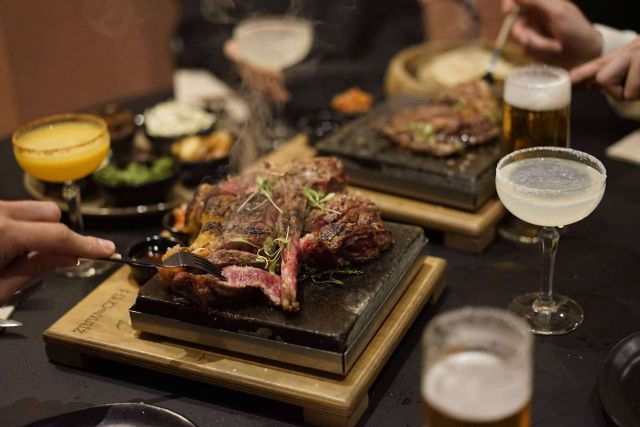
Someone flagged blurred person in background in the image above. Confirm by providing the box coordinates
[174,0,424,103]
[504,0,640,101]
[0,200,115,304]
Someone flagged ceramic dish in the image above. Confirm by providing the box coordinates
[24,402,196,427]
[599,332,640,427]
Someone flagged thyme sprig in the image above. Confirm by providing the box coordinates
[237,176,282,214]
[301,188,340,214]
[299,266,363,286]
[229,232,290,274]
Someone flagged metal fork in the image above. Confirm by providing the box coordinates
[162,252,226,280]
[99,253,226,281]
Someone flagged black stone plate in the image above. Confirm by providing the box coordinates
[599,332,640,427]
[315,96,500,211]
[24,403,197,427]
[131,222,426,354]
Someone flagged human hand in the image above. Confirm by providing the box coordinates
[0,200,116,303]
[571,37,640,101]
[223,39,290,103]
[503,0,602,68]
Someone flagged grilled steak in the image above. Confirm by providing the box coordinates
[300,193,393,267]
[160,157,392,311]
[378,81,500,157]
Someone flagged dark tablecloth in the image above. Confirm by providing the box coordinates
[1,89,638,427]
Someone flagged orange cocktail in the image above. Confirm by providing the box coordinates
[13,114,109,183]
[12,113,111,278]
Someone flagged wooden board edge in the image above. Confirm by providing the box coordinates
[43,256,446,418]
[349,185,504,236]
[345,257,446,406]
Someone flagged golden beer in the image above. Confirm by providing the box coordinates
[501,104,570,154]
[422,309,532,427]
[423,402,531,427]
[501,65,571,155]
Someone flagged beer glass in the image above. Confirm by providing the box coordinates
[422,307,532,427]
[498,65,571,244]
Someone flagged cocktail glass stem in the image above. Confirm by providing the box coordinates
[62,181,84,233]
[533,226,559,313]
[508,224,583,335]
[58,181,111,278]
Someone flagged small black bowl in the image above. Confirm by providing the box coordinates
[162,210,190,244]
[94,161,179,207]
[179,155,231,187]
[126,235,180,285]
[144,124,215,157]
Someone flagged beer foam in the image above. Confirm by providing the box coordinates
[422,351,531,423]
[504,66,570,111]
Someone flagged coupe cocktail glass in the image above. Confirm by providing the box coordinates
[496,146,606,334]
[234,16,313,72]
[13,113,111,278]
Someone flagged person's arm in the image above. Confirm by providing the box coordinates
[593,24,637,55]
[571,37,640,101]
[0,200,115,303]
[502,0,602,68]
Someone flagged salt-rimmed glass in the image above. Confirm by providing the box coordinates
[12,113,111,278]
[495,146,606,334]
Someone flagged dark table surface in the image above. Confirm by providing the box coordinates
[1,89,639,427]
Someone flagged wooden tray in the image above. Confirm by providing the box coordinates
[43,256,446,427]
[249,136,506,252]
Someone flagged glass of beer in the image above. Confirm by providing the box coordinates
[499,65,571,244]
[422,307,532,427]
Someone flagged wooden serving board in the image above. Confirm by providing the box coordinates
[249,135,506,253]
[43,256,446,427]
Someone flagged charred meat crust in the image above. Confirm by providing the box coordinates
[161,158,392,311]
[377,81,500,157]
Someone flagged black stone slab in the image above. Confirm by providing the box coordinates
[131,222,426,353]
[315,96,500,211]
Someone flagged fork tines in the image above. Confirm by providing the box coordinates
[164,252,226,281]
[192,254,226,280]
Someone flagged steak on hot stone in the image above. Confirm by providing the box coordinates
[160,157,392,311]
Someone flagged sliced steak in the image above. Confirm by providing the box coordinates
[159,265,282,309]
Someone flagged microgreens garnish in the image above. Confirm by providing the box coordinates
[301,188,340,214]
[229,230,290,274]
[398,122,436,144]
[299,266,363,286]
[237,176,282,213]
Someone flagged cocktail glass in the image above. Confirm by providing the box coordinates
[234,16,313,72]
[495,146,606,335]
[233,15,314,143]
[12,113,111,278]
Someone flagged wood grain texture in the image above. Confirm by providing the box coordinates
[43,256,446,426]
